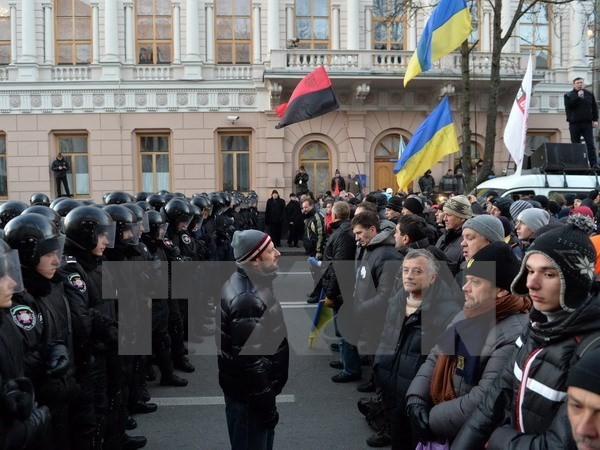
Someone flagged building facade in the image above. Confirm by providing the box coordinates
[0,0,594,204]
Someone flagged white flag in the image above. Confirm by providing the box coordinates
[398,138,406,159]
[503,54,533,176]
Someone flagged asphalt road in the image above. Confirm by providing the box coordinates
[134,254,380,449]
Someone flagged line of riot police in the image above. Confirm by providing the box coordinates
[0,189,260,450]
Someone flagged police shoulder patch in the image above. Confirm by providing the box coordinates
[181,234,191,245]
[10,305,37,331]
[67,273,87,293]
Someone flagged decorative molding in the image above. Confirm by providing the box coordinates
[355,83,370,103]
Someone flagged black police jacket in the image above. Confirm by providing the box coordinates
[217,265,289,416]
[0,310,27,380]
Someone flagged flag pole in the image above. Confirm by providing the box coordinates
[342,112,365,195]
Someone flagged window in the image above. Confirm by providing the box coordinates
[295,0,329,49]
[56,134,89,196]
[372,0,406,51]
[55,0,92,64]
[220,133,250,191]
[468,0,481,51]
[136,0,173,64]
[299,141,330,195]
[215,0,251,64]
[139,134,171,192]
[0,134,7,197]
[519,4,550,69]
[0,1,10,65]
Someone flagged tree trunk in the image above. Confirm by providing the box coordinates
[460,41,475,191]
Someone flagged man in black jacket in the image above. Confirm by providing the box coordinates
[294,166,309,195]
[217,230,289,450]
[50,153,71,197]
[285,193,303,247]
[564,77,599,167]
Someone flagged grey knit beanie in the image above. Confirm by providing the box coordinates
[232,230,272,263]
[509,200,533,221]
[516,209,550,233]
[463,215,505,243]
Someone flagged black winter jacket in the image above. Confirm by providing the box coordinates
[374,279,461,410]
[564,88,598,123]
[265,198,286,226]
[435,226,465,276]
[321,220,356,301]
[452,293,600,450]
[218,265,289,418]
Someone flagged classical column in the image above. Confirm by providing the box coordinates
[103,0,119,62]
[364,6,372,50]
[42,2,54,64]
[124,2,134,64]
[205,3,214,63]
[185,0,200,61]
[21,0,36,63]
[267,0,280,53]
[253,3,261,63]
[286,4,294,41]
[9,1,16,64]
[482,10,490,52]
[91,2,100,64]
[500,0,515,52]
[570,6,587,66]
[331,5,340,50]
[172,1,181,63]
[347,0,359,49]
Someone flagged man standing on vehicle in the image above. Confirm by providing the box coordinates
[564,77,599,168]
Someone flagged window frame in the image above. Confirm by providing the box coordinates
[519,3,552,69]
[219,131,252,192]
[135,0,174,65]
[137,131,172,192]
[55,0,93,65]
[0,1,10,65]
[54,132,90,197]
[371,0,408,51]
[295,0,331,50]
[214,0,253,64]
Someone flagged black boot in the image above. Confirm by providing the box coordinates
[130,401,158,414]
[174,356,195,373]
[160,374,188,387]
[122,434,147,449]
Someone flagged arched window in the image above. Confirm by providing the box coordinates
[136,0,173,64]
[374,133,407,191]
[56,0,92,64]
[299,141,331,196]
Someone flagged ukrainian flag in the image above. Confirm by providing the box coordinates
[393,97,459,191]
[308,290,334,349]
[404,0,472,86]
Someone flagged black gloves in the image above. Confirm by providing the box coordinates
[25,404,51,441]
[257,409,279,429]
[45,343,70,378]
[407,403,432,443]
[0,377,34,420]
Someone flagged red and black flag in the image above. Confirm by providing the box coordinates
[275,66,339,129]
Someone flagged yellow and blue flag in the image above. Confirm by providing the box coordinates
[393,96,459,191]
[404,0,472,86]
[308,291,334,348]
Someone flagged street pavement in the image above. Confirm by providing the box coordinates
[135,254,380,449]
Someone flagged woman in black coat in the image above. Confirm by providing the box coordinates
[265,190,286,247]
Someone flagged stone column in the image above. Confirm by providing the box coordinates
[124,1,134,64]
[205,3,214,63]
[185,0,200,61]
[103,0,119,62]
[267,0,280,54]
[347,0,359,49]
[482,10,490,52]
[364,6,372,50]
[21,0,36,63]
[286,4,294,40]
[332,5,340,50]
[570,6,587,67]
[253,3,261,63]
[42,2,54,64]
[9,1,16,64]
[172,1,181,63]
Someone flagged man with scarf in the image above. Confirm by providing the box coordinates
[406,241,530,445]
[331,169,346,196]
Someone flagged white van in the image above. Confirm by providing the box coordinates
[475,170,600,200]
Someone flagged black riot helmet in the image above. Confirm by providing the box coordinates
[0,238,24,293]
[4,213,65,268]
[22,205,62,229]
[29,193,51,207]
[209,193,227,215]
[163,193,176,203]
[49,196,68,209]
[0,201,28,229]
[51,198,84,218]
[163,198,193,229]
[102,204,140,246]
[104,191,135,205]
[136,201,152,212]
[187,203,202,233]
[146,194,166,212]
[145,210,167,241]
[64,206,116,252]
[190,196,211,214]
[135,192,149,202]
[123,203,149,233]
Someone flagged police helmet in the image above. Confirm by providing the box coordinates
[29,193,51,207]
[22,205,62,229]
[123,203,149,234]
[4,214,65,268]
[145,210,167,241]
[146,194,166,212]
[163,199,193,228]
[102,204,140,246]
[64,206,116,251]
[0,201,28,229]
[135,192,149,202]
[104,191,135,205]
[190,195,211,212]
[49,196,68,209]
[51,198,84,218]
[136,200,152,212]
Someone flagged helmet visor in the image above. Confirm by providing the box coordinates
[139,212,150,234]
[0,250,24,294]
[120,222,141,245]
[97,222,117,249]
[38,234,66,263]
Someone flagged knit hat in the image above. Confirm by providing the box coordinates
[443,195,472,219]
[386,196,403,213]
[491,197,514,220]
[567,344,600,395]
[570,206,595,219]
[564,194,576,207]
[511,215,597,311]
[533,195,550,210]
[463,215,505,243]
[509,200,533,220]
[403,197,424,215]
[516,209,550,234]
[465,241,521,291]
[498,216,514,237]
[232,230,272,263]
